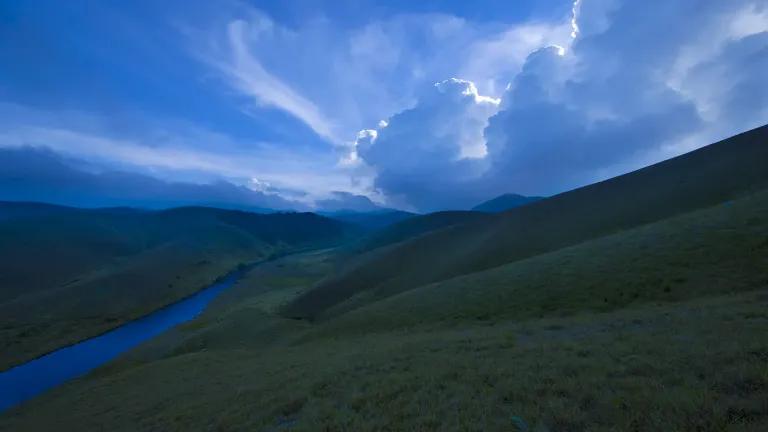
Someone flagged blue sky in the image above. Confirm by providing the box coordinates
[1,0,766,212]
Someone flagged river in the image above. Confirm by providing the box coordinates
[0,268,245,412]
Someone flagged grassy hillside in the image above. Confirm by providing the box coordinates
[0,204,355,370]
[284,125,768,319]
[471,193,544,212]
[2,187,766,429]
[322,210,417,230]
[1,127,767,430]
[344,210,493,255]
[317,187,768,335]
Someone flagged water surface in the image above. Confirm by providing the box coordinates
[0,270,243,412]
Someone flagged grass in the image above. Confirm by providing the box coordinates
[342,210,494,256]
[2,184,767,430]
[1,290,766,431]
[315,188,768,333]
[1,127,767,430]
[0,205,354,370]
[284,125,768,319]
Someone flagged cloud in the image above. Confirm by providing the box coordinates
[483,0,767,194]
[354,0,768,211]
[184,3,594,211]
[0,102,364,205]
[191,6,576,146]
[6,0,763,213]
[458,21,574,97]
[216,18,339,142]
[0,146,305,211]
[354,78,501,211]
[683,31,768,130]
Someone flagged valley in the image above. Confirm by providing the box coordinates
[0,126,767,431]
[0,206,356,370]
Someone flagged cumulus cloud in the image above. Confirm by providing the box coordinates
[355,0,768,211]
[191,5,576,149]
[354,78,501,211]
[0,147,305,211]
[484,0,767,194]
[459,21,574,97]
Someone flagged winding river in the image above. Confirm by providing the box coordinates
[0,269,245,413]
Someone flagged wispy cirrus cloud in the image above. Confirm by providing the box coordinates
[215,18,340,143]
[188,4,576,148]
[0,103,361,204]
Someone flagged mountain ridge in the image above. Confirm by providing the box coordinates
[283,124,768,320]
[471,193,544,212]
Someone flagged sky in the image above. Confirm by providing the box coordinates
[0,0,766,212]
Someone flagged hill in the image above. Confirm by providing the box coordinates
[319,186,768,334]
[0,204,356,369]
[321,209,416,230]
[471,193,544,212]
[283,125,768,319]
[4,182,767,430]
[343,210,493,256]
[2,126,768,430]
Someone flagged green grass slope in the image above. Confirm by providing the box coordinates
[3,188,767,430]
[343,210,494,255]
[317,187,768,335]
[471,193,544,212]
[284,125,768,319]
[0,205,355,370]
[322,210,417,230]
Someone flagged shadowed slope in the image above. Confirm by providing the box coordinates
[321,210,417,230]
[471,193,544,212]
[317,187,768,334]
[284,125,768,319]
[344,211,494,255]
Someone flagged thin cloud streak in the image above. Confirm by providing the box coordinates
[0,110,361,203]
[202,18,341,144]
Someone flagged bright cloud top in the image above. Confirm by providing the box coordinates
[352,0,768,211]
[0,0,765,212]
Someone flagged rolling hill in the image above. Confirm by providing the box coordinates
[321,209,417,230]
[343,210,494,255]
[318,186,768,335]
[471,193,544,212]
[0,204,356,369]
[283,124,768,320]
[5,142,767,430]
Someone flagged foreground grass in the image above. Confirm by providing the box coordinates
[1,290,766,431]
[2,178,767,430]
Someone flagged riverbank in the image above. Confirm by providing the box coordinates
[3,259,766,430]
[0,248,335,413]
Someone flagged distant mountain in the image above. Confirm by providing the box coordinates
[471,193,544,212]
[0,200,81,221]
[320,209,417,230]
